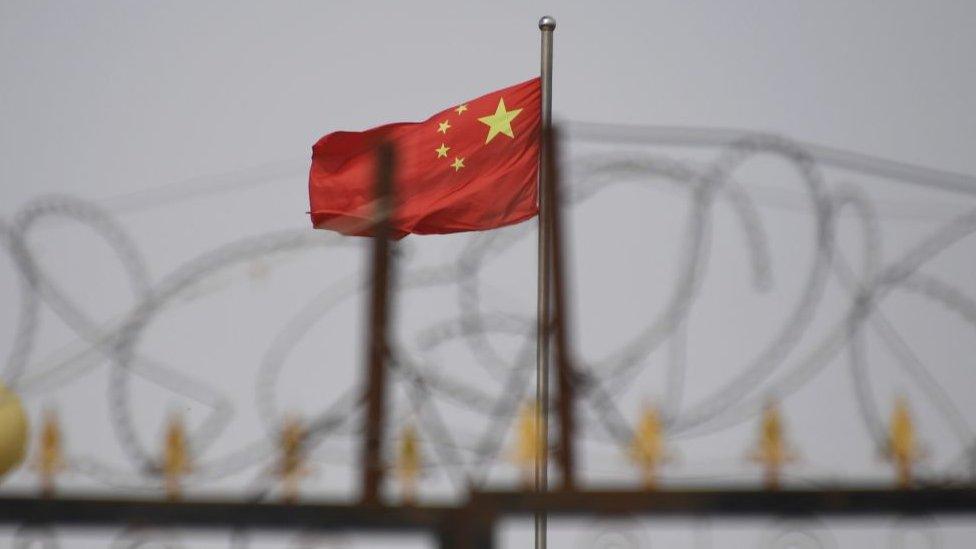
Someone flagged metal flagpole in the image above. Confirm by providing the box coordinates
[535,14,555,549]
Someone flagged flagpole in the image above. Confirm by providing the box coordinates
[536,14,555,549]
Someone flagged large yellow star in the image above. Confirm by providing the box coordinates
[435,143,450,158]
[478,98,522,143]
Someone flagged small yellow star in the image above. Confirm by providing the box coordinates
[435,143,450,158]
[478,98,522,143]
[437,120,451,134]
[451,157,465,172]
[455,104,468,115]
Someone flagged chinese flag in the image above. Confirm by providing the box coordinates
[309,78,541,239]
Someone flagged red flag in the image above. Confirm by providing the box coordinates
[309,78,541,238]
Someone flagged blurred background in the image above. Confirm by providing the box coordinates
[2,1,976,547]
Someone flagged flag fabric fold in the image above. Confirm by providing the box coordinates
[309,78,541,238]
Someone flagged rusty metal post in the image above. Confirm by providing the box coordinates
[548,126,576,490]
[361,142,396,505]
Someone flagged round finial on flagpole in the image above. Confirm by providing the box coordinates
[539,16,556,31]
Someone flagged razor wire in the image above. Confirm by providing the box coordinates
[1,128,975,497]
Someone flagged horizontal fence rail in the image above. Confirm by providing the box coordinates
[2,487,976,548]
